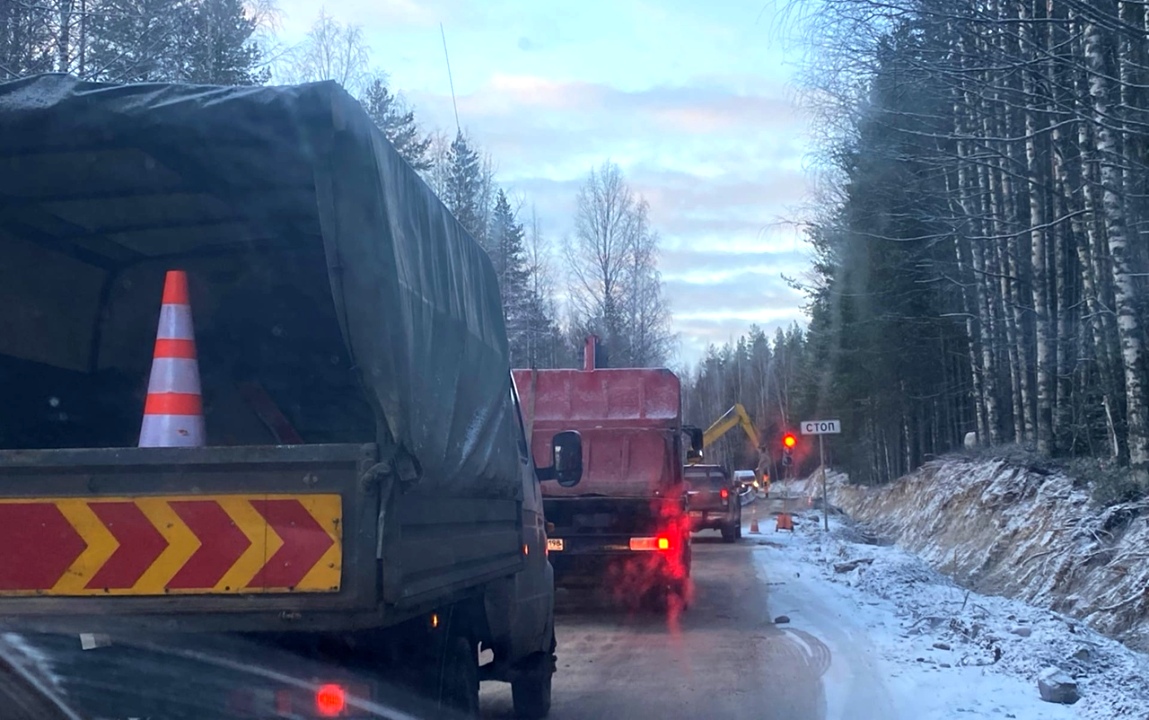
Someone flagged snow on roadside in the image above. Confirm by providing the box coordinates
[750,509,1149,720]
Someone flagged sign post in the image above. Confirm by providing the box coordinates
[800,420,841,531]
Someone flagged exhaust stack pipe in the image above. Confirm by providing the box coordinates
[583,335,598,371]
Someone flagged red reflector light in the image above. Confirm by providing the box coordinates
[275,689,293,715]
[316,684,346,717]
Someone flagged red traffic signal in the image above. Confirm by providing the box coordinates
[782,433,797,449]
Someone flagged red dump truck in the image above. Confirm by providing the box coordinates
[513,338,701,609]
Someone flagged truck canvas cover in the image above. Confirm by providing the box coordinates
[0,74,521,498]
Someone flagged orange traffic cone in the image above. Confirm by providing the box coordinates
[139,270,205,447]
[749,508,760,534]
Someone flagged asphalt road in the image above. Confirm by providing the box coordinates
[480,520,832,720]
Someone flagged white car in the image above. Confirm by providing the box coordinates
[733,470,767,501]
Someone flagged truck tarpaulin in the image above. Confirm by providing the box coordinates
[0,74,520,497]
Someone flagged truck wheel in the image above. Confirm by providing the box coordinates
[511,644,554,719]
[440,635,479,717]
[721,524,737,543]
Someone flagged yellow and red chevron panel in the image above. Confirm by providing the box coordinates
[0,494,342,596]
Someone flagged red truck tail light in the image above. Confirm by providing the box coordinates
[630,535,674,552]
[720,487,729,500]
[316,683,347,717]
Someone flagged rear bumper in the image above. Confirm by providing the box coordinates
[547,536,690,587]
[687,508,738,531]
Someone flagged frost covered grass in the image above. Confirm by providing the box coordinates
[755,508,1149,719]
[831,458,1149,652]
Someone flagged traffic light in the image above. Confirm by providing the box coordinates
[781,433,796,467]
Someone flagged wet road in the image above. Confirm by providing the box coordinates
[480,523,832,720]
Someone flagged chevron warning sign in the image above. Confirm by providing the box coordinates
[0,494,342,596]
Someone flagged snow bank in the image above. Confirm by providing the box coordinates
[756,514,1149,719]
[830,457,1149,652]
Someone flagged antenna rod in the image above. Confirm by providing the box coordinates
[440,22,460,132]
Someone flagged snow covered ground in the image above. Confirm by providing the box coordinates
[749,506,1149,720]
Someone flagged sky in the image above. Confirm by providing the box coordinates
[271,0,815,365]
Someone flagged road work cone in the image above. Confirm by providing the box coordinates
[750,507,760,534]
[139,270,205,447]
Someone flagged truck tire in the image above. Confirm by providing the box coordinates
[440,635,480,717]
[511,637,555,719]
[721,524,737,543]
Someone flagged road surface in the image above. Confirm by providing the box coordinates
[480,512,891,720]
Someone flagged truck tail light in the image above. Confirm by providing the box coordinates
[720,488,729,500]
[316,683,347,717]
[630,535,674,552]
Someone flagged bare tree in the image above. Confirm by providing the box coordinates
[281,8,370,93]
[564,161,640,351]
[564,161,673,367]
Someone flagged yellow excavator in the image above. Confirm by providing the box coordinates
[692,404,770,493]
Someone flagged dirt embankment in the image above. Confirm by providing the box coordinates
[829,457,1149,651]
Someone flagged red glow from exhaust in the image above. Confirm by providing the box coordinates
[316,684,346,717]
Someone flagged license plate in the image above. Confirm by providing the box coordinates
[546,538,564,552]
[689,511,703,519]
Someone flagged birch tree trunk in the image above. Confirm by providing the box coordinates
[1085,13,1149,469]
[1019,0,1054,455]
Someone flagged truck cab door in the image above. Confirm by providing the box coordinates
[508,380,553,659]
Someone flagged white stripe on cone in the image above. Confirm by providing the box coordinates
[146,358,202,395]
[156,304,195,339]
[140,414,205,447]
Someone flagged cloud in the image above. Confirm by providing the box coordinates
[672,313,805,367]
[406,75,805,178]
[664,277,803,316]
[401,75,812,365]
[275,0,479,32]
[659,248,812,280]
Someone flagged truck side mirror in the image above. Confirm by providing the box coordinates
[537,430,582,487]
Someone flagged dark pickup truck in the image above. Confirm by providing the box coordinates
[685,464,742,543]
[0,74,581,720]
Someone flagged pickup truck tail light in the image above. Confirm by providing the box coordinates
[629,535,674,552]
[720,488,729,501]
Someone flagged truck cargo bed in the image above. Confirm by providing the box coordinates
[0,443,523,634]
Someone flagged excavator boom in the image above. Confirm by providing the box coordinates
[695,404,770,490]
[702,403,759,448]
